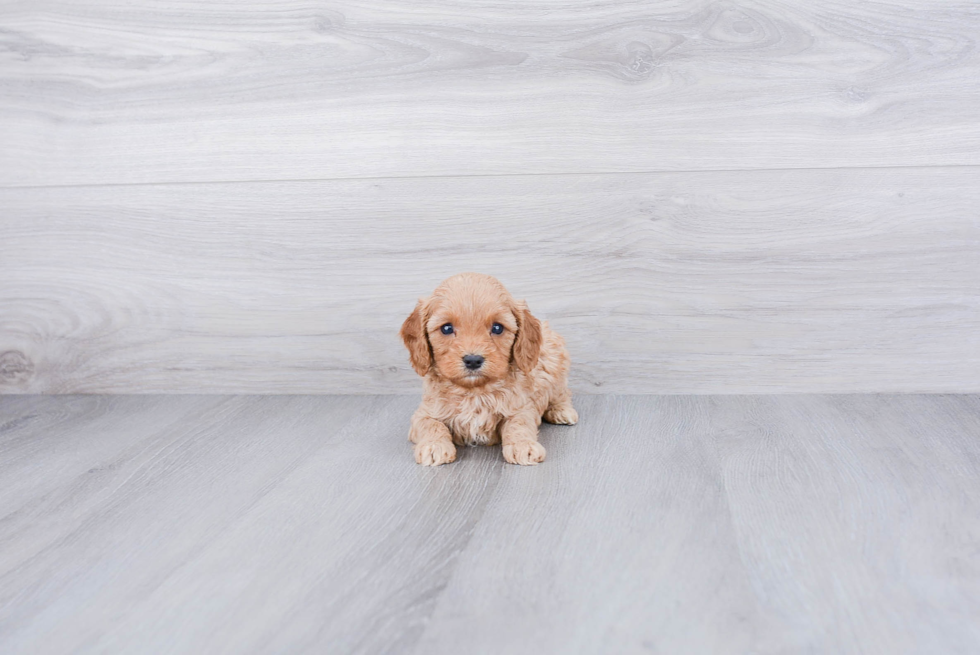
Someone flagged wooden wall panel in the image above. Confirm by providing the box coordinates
[1,0,979,186]
[2,167,977,393]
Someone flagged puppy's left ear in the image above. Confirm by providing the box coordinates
[512,301,542,373]
[400,299,432,376]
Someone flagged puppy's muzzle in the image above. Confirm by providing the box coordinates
[462,354,485,371]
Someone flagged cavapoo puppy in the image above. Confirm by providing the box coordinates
[400,273,577,466]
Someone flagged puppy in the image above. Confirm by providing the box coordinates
[400,273,577,466]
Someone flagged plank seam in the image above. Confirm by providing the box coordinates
[4,163,980,191]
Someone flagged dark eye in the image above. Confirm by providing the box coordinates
[440,323,454,335]
[491,323,504,335]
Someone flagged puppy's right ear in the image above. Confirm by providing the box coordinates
[400,299,431,376]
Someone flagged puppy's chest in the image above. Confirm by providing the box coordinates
[446,398,503,446]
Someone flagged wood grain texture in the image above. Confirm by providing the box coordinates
[2,167,978,394]
[1,394,978,653]
[1,0,979,186]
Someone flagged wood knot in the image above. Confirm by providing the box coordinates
[0,351,34,383]
[625,42,655,78]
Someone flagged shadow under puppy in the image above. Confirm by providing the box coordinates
[400,273,577,466]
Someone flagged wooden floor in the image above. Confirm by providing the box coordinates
[2,394,978,654]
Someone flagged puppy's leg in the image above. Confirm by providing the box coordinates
[543,385,578,425]
[410,415,457,466]
[500,407,546,466]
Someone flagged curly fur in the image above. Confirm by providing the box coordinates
[400,273,577,466]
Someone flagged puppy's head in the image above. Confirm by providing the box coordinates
[400,273,541,387]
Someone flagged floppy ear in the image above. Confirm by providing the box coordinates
[400,299,432,376]
[512,301,542,374]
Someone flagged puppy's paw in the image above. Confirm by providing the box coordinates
[544,404,578,425]
[502,440,546,466]
[415,440,457,466]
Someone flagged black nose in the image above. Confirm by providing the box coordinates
[463,354,485,370]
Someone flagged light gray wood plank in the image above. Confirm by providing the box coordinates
[88,395,506,654]
[0,395,227,553]
[0,395,379,653]
[712,394,980,653]
[413,395,769,654]
[0,395,509,654]
[2,395,979,654]
[2,167,978,394]
[1,0,979,186]
[412,395,980,654]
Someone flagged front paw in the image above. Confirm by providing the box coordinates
[544,404,578,425]
[502,440,546,466]
[415,440,457,466]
